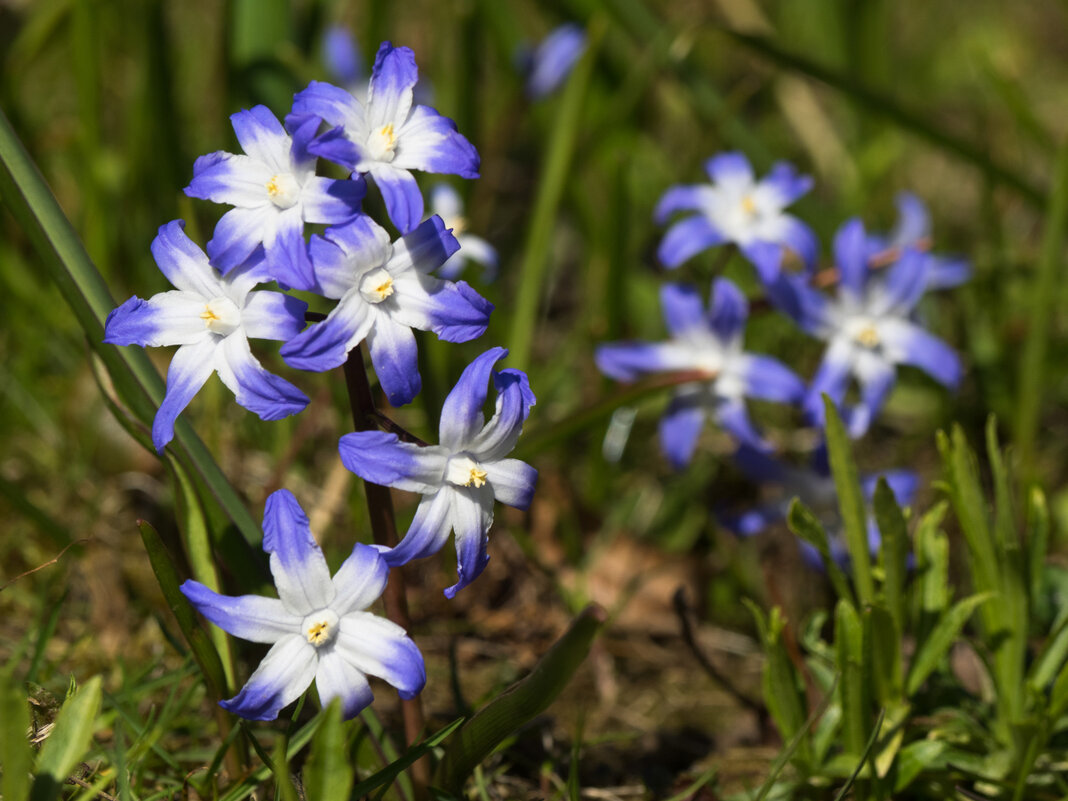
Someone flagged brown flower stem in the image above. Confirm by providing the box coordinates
[341,344,429,797]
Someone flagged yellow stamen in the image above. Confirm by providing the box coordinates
[465,467,488,488]
[741,195,757,215]
[373,276,394,300]
[306,621,330,644]
[200,307,219,325]
[855,326,880,348]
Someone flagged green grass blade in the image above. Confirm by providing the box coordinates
[348,717,465,800]
[137,520,228,701]
[787,498,855,606]
[1015,142,1068,479]
[0,668,33,801]
[835,599,870,756]
[822,395,874,605]
[30,676,102,801]
[912,502,949,643]
[873,478,908,634]
[0,107,262,548]
[905,593,991,697]
[302,700,354,801]
[435,605,606,794]
[744,600,810,766]
[507,17,603,369]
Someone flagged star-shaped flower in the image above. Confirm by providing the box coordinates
[338,347,537,598]
[655,151,817,281]
[181,489,425,721]
[291,41,479,234]
[279,214,492,406]
[595,278,806,468]
[185,105,365,288]
[104,220,308,451]
[767,218,963,437]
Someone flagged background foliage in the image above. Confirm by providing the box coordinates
[2,0,1068,798]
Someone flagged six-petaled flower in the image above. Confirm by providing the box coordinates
[338,347,537,597]
[185,105,365,289]
[279,214,493,406]
[181,490,425,721]
[291,41,479,234]
[655,151,817,281]
[104,220,309,452]
[595,278,806,468]
[767,218,963,437]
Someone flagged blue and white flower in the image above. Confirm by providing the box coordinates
[595,278,806,469]
[185,105,365,288]
[338,347,537,598]
[522,24,587,99]
[655,151,817,281]
[767,218,963,437]
[104,220,309,452]
[279,215,492,407]
[428,184,498,281]
[721,444,918,569]
[291,41,480,234]
[181,489,425,721]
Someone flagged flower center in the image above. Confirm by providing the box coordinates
[446,455,488,488]
[199,297,241,336]
[358,267,396,303]
[448,215,467,236]
[367,123,398,162]
[854,324,880,348]
[265,172,301,209]
[301,608,340,648]
[741,195,757,217]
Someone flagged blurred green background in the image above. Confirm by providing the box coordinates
[3,0,1068,795]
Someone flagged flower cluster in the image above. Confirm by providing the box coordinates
[105,42,533,722]
[599,154,968,564]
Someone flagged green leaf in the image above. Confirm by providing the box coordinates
[138,520,228,700]
[350,716,465,800]
[744,601,809,766]
[872,478,908,634]
[0,108,262,549]
[302,700,353,801]
[1030,613,1068,689]
[905,593,992,697]
[1015,142,1068,478]
[912,502,949,641]
[835,599,870,756]
[938,427,1000,601]
[787,499,854,606]
[435,605,605,794]
[0,670,32,801]
[271,735,299,801]
[1026,486,1049,615]
[823,396,874,605]
[892,740,947,792]
[30,676,102,801]
[867,605,902,705]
